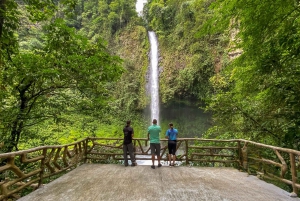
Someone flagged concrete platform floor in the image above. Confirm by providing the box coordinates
[18,163,300,201]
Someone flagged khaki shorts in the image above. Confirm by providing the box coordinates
[150,143,161,156]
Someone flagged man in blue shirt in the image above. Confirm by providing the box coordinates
[165,122,178,167]
[148,119,162,169]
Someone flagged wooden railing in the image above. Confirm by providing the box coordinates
[0,139,87,200]
[0,137,299,200]
[238,139,300,197]
[86,138,241,166]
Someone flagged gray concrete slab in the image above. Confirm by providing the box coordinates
[18,164,300,201]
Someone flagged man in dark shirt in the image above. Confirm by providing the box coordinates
[123,120,137,167]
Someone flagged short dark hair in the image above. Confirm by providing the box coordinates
[169,122,173,126]
[126,120,131,125]
[152,119,157,124]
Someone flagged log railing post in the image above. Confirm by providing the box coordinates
[133,140,136,158]
[185,140,189,166]
[84,138,88,163]
[241,142,248,172]
[290,153,298,197]
[238,141,242,170]
[38,148,47,188]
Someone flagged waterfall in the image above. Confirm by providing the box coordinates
[148,31,160,124]
[136,0,160,124]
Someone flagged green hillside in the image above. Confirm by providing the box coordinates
[0,0,299,152]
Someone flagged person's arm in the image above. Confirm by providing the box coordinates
[131,128,134,138]
[165,130,169,139]
[147,132,150,140]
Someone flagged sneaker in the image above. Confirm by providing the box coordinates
[151,165,155,169]
[125,164,128,167]
[158,163,162,168]
[131,162,137,167]
[169,164,172,168]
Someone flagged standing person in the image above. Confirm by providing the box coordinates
[123,120,137,167]
[148,119,162,169]
[166,122,178,167]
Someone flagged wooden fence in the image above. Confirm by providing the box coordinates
[0,137,299,200]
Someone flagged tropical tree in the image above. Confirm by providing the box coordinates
[0,1,124,152]
[201,0,300,148]
[79,0,138,41]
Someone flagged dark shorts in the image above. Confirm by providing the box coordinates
[150,143,161,156]
[168,141,177,155]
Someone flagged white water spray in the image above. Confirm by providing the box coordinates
[136,0,160,124]
[135,0,160,165]
[148,31,160,124]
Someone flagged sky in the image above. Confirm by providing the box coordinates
[135,0,148,16]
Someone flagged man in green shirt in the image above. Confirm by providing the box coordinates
[147,119,162,169]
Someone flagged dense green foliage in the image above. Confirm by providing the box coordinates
[143,0,300,149]
[0,0,127,152]
[1,0,299,152]
[1,1,299,197]
[144,0,226,103]
[72,0,151,137]
[199,0,300,149]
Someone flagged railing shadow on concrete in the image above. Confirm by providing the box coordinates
[0,137,299,200]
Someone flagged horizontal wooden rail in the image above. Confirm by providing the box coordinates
[0,139,87,201]
[0,137,299,200]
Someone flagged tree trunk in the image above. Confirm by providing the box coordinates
[5,82,31,152]
[0,0,6,68]
[0,0,6,39]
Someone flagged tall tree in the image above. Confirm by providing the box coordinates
[201,0,300,148]
[79,0,137,41]
[0,1,124,152]
[0,0,62,63]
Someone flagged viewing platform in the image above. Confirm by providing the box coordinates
[1,137,300,200]
[18,164,299,201]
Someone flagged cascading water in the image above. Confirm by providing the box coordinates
[136,1,211,142]
[148,32,160,124]
[136,0,160,124]
[135,0,160,165]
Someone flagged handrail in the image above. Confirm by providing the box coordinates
[0,138,88,201]
[0,139,87,158]
[238,139,300,155]
[0,137,299,200]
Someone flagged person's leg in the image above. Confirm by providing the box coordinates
[156,143,161,167]
[127,143,136,166]
[123,144,128,166]
[157,155,161,165]
[173,142,177,165]
[173,154,176,165]
[151,154,155,165]
[168,143,172,165]
[150,143,155,169]
[170,143,176,166]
